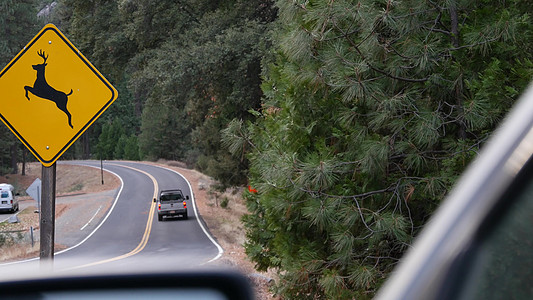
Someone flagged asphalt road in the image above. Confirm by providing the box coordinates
[0,204,25,224]
[1,161,223,275]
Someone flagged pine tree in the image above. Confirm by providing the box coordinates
[51,0,140,161]
[132,0,276,184]
[223,0,532,298]
[123,135,140,161]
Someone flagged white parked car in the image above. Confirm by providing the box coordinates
[0,183,19,213]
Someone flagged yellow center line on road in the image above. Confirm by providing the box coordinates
[67,163,158,270]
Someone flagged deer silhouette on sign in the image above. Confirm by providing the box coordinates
[24,50,73,128]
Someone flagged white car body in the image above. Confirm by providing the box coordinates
[0,183,18,213]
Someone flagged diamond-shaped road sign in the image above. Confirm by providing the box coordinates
[0,24,118,166]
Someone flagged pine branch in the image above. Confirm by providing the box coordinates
[175,0,200,24]
[422,25,450,36]
[448,36,501,52]
[350,185,397,199]
[331,19,431,83]
[366,63,430,83]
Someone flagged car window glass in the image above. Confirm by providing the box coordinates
[1,192,8,198]
[160,193,182,202]
[457,160,533,300]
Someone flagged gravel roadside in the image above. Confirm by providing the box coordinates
[0,163,120,261]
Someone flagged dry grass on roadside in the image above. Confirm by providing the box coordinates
[0,162,119,263]
[0,205,40,262]
[201,184,279,300]
[204,186,248,245]
[3,162,120,197]
[0,243,40,262]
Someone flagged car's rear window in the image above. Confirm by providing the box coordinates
[160,193,183,202]
[1,191,8,199]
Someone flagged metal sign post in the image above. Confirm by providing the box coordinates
[40,163,56,262]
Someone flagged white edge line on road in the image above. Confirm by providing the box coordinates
[55,167,124,255]
[160,165,224,263]
[0,162,223,266]
[80,205,102,231]
[0,164,124,266]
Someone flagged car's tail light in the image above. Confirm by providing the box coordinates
[10,200,12,204]
[158,203,161,210]
[183,201,187,209]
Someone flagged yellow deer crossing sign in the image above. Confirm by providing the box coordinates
[0,24,118,167]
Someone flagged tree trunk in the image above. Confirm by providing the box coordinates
[82,130,91,159]
[450,3,467,139]
[10,143,18,174]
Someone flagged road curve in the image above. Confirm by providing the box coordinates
[2,161,223,274]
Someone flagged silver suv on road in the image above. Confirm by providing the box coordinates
[154,189,189,221]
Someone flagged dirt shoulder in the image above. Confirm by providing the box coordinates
[0,163,120,232]
[0,163,120,260]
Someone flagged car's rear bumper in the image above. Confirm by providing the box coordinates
[158,209,187,216]
[0,206,15,212]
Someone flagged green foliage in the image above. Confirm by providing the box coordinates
[224,0,533,298]
[129,0,276,185]
[220,196,229,209]
[0,0,41,64]
[123,135,140,161]
[0,0,42,173]
[2,0,275,180]
[28,0,140,162]
[96,120,124,160]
